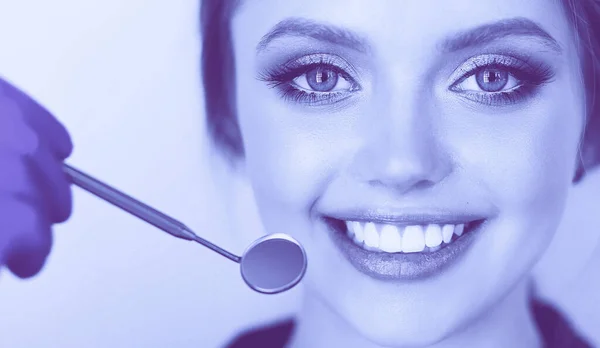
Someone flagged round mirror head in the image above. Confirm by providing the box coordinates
[240,233,307,294]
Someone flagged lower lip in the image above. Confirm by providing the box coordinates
[324,218,486,281]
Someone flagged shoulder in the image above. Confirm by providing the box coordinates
[225,319,295,348]
[531,298,593,348]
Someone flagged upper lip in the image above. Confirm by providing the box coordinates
[322,208,489,225]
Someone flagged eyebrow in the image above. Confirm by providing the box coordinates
[256,17,562,54]
[257,17,369,53]
[441,17,562,53]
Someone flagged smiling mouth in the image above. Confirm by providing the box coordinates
[322,214,488,280]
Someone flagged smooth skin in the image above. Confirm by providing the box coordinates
[231,0,585,347]
[0,78,72,279]
[0,0,587,347]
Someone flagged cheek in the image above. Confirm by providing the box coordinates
[236,85,356,212]
[452,93,583,236]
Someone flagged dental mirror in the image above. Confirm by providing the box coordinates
[240,233,307,294]
[63,163,308,294]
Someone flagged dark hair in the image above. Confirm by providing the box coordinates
[562,0,600,181]
[200,0,600,180]
[200,0,243,159]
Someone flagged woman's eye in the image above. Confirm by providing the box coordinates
[454,67,520,93]
[257,53,363,107]
[293,66,353,93]
[447,55,556,107]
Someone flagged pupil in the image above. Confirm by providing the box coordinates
[306,67,338,92]
[475,68,509,92]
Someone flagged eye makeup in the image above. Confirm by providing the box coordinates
[257,49,556,109]
[257,53,362,107]
[448,54,556,107]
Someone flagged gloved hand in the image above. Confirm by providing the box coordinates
[0,77,73,278]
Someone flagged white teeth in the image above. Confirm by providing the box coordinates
[424,224,443,248]
[352,221,364,243]
[344,220,470,254]
[402,225,426,253]
[454,224,465,237]
[363,222,379,248]
[442,224,454,243]
[429,245,441,252]
[379,224,402,253]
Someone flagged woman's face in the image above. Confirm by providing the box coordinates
[232,0,584,345]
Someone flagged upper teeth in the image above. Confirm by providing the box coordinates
[345,221,466,254]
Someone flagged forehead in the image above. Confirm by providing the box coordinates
[232,0,574,56]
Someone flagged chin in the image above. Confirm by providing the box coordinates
[326,288,471,348]
[349,310,457,348]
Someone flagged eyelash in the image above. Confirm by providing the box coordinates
[258,54,555,107]
[448,55,555,106]
[257,54,360,106]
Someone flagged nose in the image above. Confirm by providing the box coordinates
[349,100,453,195]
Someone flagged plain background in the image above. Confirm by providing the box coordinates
[0,1,597,347]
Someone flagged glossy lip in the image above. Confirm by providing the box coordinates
[325,207,488,226]
[321,210,490,281]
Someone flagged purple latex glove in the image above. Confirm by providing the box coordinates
[0,77,73,278]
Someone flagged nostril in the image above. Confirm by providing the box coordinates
[367,176,436,195]
[413,179,436,191]
[349,134,454,193]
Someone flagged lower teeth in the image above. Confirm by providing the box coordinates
[354,237,448,254]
